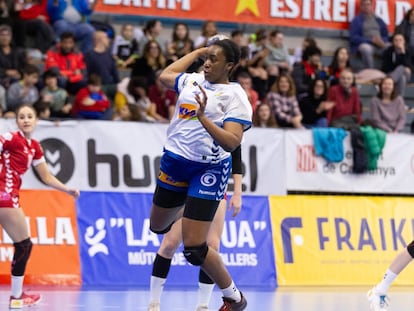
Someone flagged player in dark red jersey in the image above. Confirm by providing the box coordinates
[0,104,80,309]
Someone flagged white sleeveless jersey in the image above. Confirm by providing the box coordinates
[165,72,252,163]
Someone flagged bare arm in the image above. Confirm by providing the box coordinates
[34,162,80,198]
[159,47,208,89]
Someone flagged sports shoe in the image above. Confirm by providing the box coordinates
[195,304,209,311]
[147,302,160,311]
[9,291,41,309]
[218,292,247,311]
[367,287,389,311]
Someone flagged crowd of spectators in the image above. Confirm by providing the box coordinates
[0,0,413,133]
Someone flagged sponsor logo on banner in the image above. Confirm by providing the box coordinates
[296,145,317,172]
[270,195,414,286]
[78,193,276,287]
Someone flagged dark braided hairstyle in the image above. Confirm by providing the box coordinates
[211,39,241,77]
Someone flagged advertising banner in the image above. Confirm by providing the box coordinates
[95,0,411,31]
[77,192,276,287]
[270,195,414,285]
[1,120,286,195]
[0,190,81,285]
[285,130,414,194]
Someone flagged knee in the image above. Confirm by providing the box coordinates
[159,238,181,258]
[12,238,33,276]
[358,43,373,55]
[183,243,209,266]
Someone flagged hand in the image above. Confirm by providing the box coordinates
[67,188,80,199]
[228,194,242,217]
[83,97,95,106]
[195,84,207,118]
[320,101,335,111]
[372,35,385,48]
[61,103,72,114]
[291,115,303,128]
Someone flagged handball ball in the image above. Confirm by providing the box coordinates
[207,34,229,46]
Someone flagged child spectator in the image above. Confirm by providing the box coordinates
[252,102,278,128]
[72,73,111,119]
[113,103,143,122]
[40,69,71,118]
[148,70,176,121]
[33,99,51,120]
[237,71,259,112]
[112,23,139,68]
[6,64,39,112]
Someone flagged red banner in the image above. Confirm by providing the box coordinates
[95,0,412,31]
[0,190,81,285]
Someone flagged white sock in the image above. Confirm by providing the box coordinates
[375,269,398,294]
[197,282,215,307]
[149,276,166,304]
[11,275,24,298]
[221,280,241,302]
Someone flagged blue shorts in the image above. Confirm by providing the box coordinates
[157,150,231,201]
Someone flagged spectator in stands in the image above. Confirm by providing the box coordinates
[72,73,111,119]
[237,71,259,112]
[7,64,40,113]
[395,8,414,52]
[292,36,317,64]
[370,76,406,133]
[230,29,246,48]
[292,45,325,99]
[47,0,95,53]
[265,74,303,129]
[349,0,389,69]
[0,0,26,47]
[327,47,351,86]
[84,30,119,100]
[112,23,139,68]
[112,103,142,122]
[165,22,193,65]
[33,99,51,120]
[130,40,166,87]
[40,69,71,118]
[14,0,56,54]
[0,84,5,114]
[45,31,87,95]
[138,19,165,56]
[264,30,291,81]
[193,20,217,49]
[148,70,176,121]
[299,78,334,128]
[327,68,362,129]
[115,76,165,122]
[252,102,278,128]
[381,32,412,97]
[0,25,27,89]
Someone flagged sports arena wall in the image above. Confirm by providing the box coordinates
[0,120,414,287]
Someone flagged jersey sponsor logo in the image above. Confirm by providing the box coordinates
[178,103,197,120]
[158,170,188,187]
[200,172,217,187]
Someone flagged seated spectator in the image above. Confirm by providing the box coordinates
[45,31,87,95]
[369,76,406,133]
[33,99,51,120]
[327,69,362,129]
[47,0,95,53]
[115,76,165,122]
[231,29,246,48]
[15,0,56,54]
[130,40,166,87]
[292,45,325,99]
[72,73,111,119]
[264,30,291,80]
[193,20,217,49]
[237,71,259,112]
[148,70,176,122]
[265,74,303,129]
[112,103,143,122]
[0,24,27,89]
[299,78,334,128]
[84,30,119,99]
[138,19,165,55]
[395,8,414,52]
[252,102,278,128]
[165,22,193,65]
[112,23,139,68]
[6,64,39,112]
[0,83,5,113]
[327,47,351,86]
[381,32,412,97]
[349,0,389,69]
[40,69,71,118]
[0,0,26,47]
[292,36,317,65]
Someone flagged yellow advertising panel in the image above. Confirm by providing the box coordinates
[270,195,414,286]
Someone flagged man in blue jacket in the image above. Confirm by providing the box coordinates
[349,0,390,69]
[47,0,95,53]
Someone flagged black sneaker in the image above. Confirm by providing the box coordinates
[218,292,247,311]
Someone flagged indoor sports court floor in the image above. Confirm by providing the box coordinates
[0,285,413,310]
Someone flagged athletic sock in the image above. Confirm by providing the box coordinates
[221,280,241,302]
[11,275,24,298]
[197,282,215,307]
[375,269,397,294]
